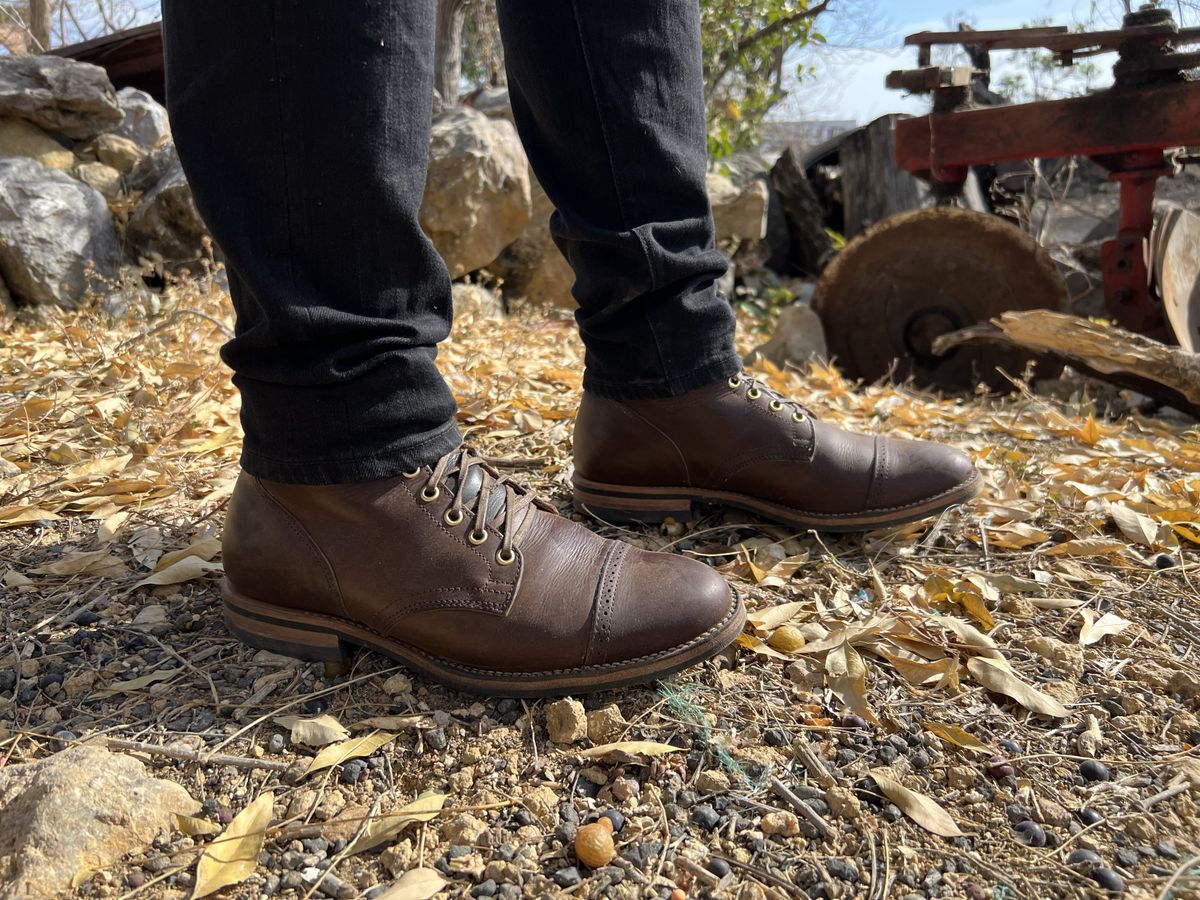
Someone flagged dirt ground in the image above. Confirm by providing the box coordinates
[2,273,1200,900]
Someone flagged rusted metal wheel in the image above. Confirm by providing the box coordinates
[812,207,1068,392]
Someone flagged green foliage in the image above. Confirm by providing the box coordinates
[701,0,827,159]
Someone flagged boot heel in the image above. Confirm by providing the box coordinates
[222,583,353,664]
[573,483,693,525]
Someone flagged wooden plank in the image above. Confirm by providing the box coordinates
[905,27,1067,47]
[895,81,1200,174]
[904,23,1200,52]
[840,115,928,238]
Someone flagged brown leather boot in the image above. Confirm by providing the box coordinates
[573,374,981,531]
[220,447,744,696]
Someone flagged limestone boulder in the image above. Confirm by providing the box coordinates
[492,176,575,309]
[92,132,144,174]
[0,117,73,170]
[126,141,208,265]
[0,746,197,898]
[707,171,768,243]
[746,298,827,369]
[113,87,170,150]
[419,106,530,278]
[0,55,121,140]
[0,157,120,307]
[73,161,122,199]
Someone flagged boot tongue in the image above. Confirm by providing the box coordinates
[442,450,508,522]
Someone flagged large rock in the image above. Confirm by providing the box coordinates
[0,117,73,170]
[419,106,530,279]
[471,86,514,124]
[0,157,120,307]
[92,132,144,174]
[492,176,575,309]
[126,141,208,265]
[0,55,121,140]
[0,746,197,898]
[707,171,768,243]
[746,297,827,369]
[113,87,170,150]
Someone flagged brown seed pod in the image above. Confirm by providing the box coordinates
[768,625,807,652]
[575,817,615,868]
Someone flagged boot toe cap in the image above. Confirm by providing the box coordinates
[873,437,980,512]
[592,548,738,667]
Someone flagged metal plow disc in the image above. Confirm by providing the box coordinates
[1154,206,1200,354]
[812,207,1069,392]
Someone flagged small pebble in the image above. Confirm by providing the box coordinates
[1153,552,1177,569]
[691,805,720,830]
[52,730,77,750]
[1115,849,1139,868]
[988,759,1015,779]
[300,697,328,715]
[1014,820,1047,847]
[553,867,581,888]
[1066,849,1102,868]
[1156,841,1180,859]
[125,870,146,889]
[1078,808,1104,826]
[910,748,932,770]
[73,610,102,625]
[707,858,731,877]
[424,727,448,750]
[1079,760,1111,782]
[826,859,859,883]
[763,727,790,747]
[600,809,625,833]
[1093,868,1124,892]
[268,733,286,754]
[841,715,869,730]
[471,880,498,897]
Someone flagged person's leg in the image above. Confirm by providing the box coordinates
[496,0,981,530]
[496,0,741,400]
[163,0,460,484]
[161,0,744,695]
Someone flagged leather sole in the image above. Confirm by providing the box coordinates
[221,581,746,697]
[573,470,983,532]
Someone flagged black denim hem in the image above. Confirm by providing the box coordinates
[582,351,743,401]
[239,418,462,485]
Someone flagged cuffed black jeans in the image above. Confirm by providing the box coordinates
[162,0,740,484]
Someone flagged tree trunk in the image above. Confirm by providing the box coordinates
[434,0,469,105]
[28,0,52,52]
[770,147,835,276]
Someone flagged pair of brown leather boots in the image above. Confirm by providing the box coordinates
[222,376,979,695]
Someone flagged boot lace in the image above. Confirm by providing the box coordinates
[402,446,548,566]
[725,373,815,423]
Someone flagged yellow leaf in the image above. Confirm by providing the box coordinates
[1077,609,1132,646]
[966,657,1069,718]
[985,522,1049,549]
[734,632,790,660]
[825,641,880,726]
[177,813,221,836]
[346,791,447,855]
[949,583,995,632]
[305,732,398,775]
[578,741,684,760]
[922,721,990,754]
[193,791,274,899]
[1076,415,1101,446]
[375,868,447,900]
[134,555,223,587]
[868,769,964,837]
[1043,538,1127,558]
[746,600,807,631]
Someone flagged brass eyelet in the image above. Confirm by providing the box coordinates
[443,508,464,526]
[401,468,421,479]
[467,528,488,545]
[793,411,807,423]
[727,376,742,389]
[496,547,517,566]
[746,387,762,400]
[420,485,441,502]
[769,400,784,412]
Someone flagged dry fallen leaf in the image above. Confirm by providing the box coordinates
[155,536,222,572]
[193,791,274,899]
[826,641,881,726]
[746,600,807,631]
[134,555,223,587]
[869,768,964,837]
[578,741,685,760]
[922,721,990,754]
[29,549,127,577]
[346,791,446,855]
[274,714,349,748]
[967,657,1070,718]
[306,732,398,775]
[96,668,179,697]
[375,868,446,900]
[1078,609,1133,647]
[176,813,221,837]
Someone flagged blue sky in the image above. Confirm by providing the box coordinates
[801,0,1121,122]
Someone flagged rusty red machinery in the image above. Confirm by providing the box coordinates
[814,5,1200,392]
